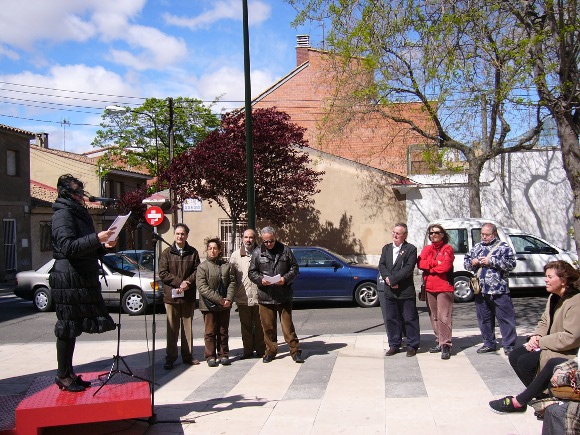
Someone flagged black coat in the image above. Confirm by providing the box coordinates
[248,241,299,304]
[378,241,417,299]
[49,198,116,339]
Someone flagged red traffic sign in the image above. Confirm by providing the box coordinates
[145,206,164,226]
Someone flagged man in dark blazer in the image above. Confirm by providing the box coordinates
[378,223,420,357]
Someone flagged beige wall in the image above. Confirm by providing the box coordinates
[161,148,406,265]
[30,147,101,195]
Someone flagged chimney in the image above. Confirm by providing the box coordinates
[296,35,310,66]
[34,133,49,149]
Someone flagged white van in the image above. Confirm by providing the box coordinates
[424,218,578,302]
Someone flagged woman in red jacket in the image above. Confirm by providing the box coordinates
[418,224,455,360]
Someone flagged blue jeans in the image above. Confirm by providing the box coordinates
[475,292,517,349]
[378,291,420,349]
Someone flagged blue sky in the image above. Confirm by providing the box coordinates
[0,0,321,153]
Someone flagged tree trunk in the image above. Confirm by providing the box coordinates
[467,160,483,218]
[554,116,580,257]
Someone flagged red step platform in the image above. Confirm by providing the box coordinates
[5,372,151,435]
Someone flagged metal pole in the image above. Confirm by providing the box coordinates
[243,0,256,229]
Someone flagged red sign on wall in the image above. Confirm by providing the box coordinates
[144,206,164,227]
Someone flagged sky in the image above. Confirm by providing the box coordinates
[0,0,321,153]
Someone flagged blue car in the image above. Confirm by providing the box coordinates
[289,247,379,308]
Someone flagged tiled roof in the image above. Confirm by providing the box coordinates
[32,145,150,176]
[30,180,102,209]
[0,123,36,137]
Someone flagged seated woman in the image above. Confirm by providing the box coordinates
[489,260,580,413]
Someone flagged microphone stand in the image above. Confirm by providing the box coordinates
[94,253,149,396]
[138,223,171,425]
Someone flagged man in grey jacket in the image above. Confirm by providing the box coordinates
[248,227,303,363]
[230,228,265,359]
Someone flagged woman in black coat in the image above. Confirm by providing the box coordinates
[49,174,117,392]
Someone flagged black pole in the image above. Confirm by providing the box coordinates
[242,0,256,229]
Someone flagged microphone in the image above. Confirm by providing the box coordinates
[137,222,163,240]
[88,196,119,203]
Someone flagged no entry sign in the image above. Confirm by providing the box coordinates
[145,206,164,226]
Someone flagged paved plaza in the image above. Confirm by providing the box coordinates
[0,325,544,435]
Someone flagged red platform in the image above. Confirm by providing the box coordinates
[10,372,151,435]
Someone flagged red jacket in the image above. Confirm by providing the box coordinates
[418,243,454,293]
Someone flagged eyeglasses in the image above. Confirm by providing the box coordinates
[429,231,442,235]
[263,240,275,244]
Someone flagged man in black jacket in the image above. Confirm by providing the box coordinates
[248,227,303,363]
[158,223,200,369]
[378,223,420,357]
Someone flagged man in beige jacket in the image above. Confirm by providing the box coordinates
[230,228,265,359]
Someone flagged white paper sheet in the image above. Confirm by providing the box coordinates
[263,274,282,284]
[106,212,131,243]
[171,288,184,298]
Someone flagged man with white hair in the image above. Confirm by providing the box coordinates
[248,227,303,363]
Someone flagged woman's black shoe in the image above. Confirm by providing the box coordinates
[55,376,86,392]
[72,374,91,388]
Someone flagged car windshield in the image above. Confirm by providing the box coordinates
[102,254,149,273]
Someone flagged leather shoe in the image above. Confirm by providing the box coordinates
[220,357,231,366]
[207,358,219,367]
[477,346,497,354]
[385,347,399,356]
[406,348,417,357]
[292,353,304,363]
[183,359,200,366]
[262,354,274,363]
[163,362,174,370]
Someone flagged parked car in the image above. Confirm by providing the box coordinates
[289,246,379,308]
[424,218,578,302]
[14,256,163,315]
[115,250,155,271]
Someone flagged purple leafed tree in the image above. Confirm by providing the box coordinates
[161,107,324,249]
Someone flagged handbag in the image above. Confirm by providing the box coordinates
[551,386,580,401]
[202,264,227,311]
[471,276,481,295]
[418,275,426,301]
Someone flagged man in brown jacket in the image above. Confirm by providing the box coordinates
[158,223,200,369]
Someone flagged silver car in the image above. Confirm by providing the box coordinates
[14,256,163,315]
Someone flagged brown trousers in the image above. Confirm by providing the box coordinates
[164,302,194,363]
[426,291,454,347]
[202,309,231,360]
[259,302,300,357]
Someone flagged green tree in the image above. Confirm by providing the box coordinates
[288,0,543,217]
[92,97,221,179]
[503,0,580,254]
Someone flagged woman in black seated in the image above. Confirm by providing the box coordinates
[489,260,580,413]
[50,174,117,392]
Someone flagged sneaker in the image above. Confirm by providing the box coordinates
[503,347,514,356]
[477,345,497,354]
[429,345,441,353]
[441,345,451,360]
[489,396,527,414]
[207,358,219,367]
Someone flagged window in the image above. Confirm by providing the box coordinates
[444,228,470,254]
[293,249,335,267]
[3,219,16,271]
[7,150,19,176]
[40,222,52,252]
[219,219,247,260]
[509,235,556,255]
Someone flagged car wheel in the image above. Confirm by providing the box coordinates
[122,289,148,315]
[33,286,53,312]
[354,282,379,308]
[453,276,474,303]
